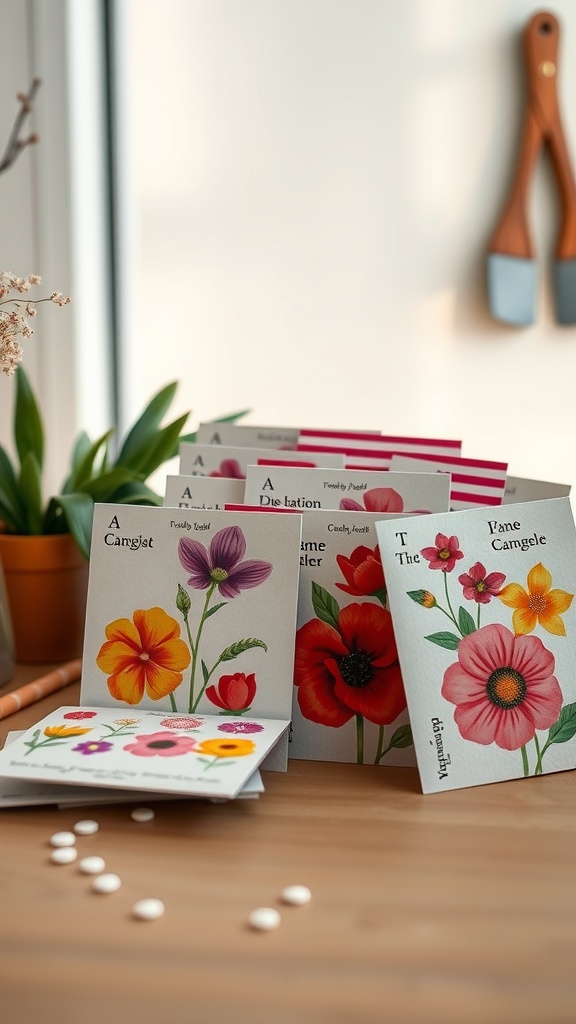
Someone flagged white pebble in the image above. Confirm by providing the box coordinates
[248,907,281,931]
[92,873,121,894]
[132,898,165,921]
[280,885,312,906]
[130,807,155,822]
[50,847,78,865]
[50,831,76,848]
[73,819,99,835]
[78,856,106,875]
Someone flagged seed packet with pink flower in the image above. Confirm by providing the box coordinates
[79,503,302,771]
[179,442,345,478]
[376,497,576,793]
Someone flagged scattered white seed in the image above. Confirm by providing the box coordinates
[248,907,281,931]
[130,807,155,822]
[73,819,99,835]
[92,873,121,894]
[280,885,312,906]
[78,856,106,875]
[49,831,76,848]
[50,847,78,865]
[132,898,165,921]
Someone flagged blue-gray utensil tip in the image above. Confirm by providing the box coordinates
[487,254,536,326]
[553,259,576,325]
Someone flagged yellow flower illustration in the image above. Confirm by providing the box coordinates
[44,725,92,738]
[96,606,191,705]
[196,738,256,758]
[498,563,573,636]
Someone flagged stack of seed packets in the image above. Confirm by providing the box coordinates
[179,442,345,478]
[0,504,303,804]
[376,497,576,794]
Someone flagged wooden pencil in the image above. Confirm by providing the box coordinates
[0,659,82,720]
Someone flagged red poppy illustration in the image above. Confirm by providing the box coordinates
[206,672,257,712]
[340,487,404,513]
[421,533,464,572]
[442,623,562,751]
[209,458,245,479]
[294,602,405,726]
[335,544,386,599]
[458,562,506,604]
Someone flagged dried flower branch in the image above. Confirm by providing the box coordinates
[0,271,70,376]
[0,78,42,175]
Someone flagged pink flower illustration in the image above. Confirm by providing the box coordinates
[123,731,200,757]
[209,459,245,479]
[160,716,204,729]
[63,711,97,720]
[217,721,264,734]
[178,526,272,598]
[442,623,562,751]
[421,533,464,573]
[340,487,404,513]
[458,562,506,604]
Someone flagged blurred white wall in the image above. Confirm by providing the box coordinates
[118,0,576,491]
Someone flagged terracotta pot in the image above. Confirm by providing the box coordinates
[0,533,89,663]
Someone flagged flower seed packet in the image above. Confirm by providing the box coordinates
[196,423,301,449]
[0,731,264,807]
[389,453,508,510]
[243,464,450,513]
[179,443,344,478]
[503,476,571,504]
[376,497,576,794]
[80,504,303,770]
[0,708,289,799]
[164,474,245,509]
[289,509,416,768]
[298,429,462,459]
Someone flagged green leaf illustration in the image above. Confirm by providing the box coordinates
[219,638,267,662]
[201,660,210,684]
[547,703,576,745]
[311,582,340,629]
[387,724,413,749]
[205,601,228,619]
[424,631,460,650]
[458,606,476,637]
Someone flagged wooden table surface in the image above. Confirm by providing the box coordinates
[1,666,575,1024]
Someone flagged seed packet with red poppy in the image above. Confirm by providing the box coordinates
[164,474,246,510]
[80,503,303,771]
[376,497,576,793]
[389,453,508,511]
[179,443,345,478]
[0,707,290,800]
[243,464,450,513]
[289,508,417,768]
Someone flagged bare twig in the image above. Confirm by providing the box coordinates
[0,78,42,176]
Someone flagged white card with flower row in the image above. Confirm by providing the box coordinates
[376,497,576,794]
[80,504,303,770]
[0,708,289,799]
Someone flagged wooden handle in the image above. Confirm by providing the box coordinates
[524,11,576,259]
[488,103,541,258]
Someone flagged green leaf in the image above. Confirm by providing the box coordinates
[77,467,143,502]
[219,638,267,662]
[14,366,44,471]
[0,446,27,531]
[311,582,340,630]
[49,492,95,559]
[386,724,413,749]
[64,429,114,492]
[424,631,461,650]
[133,414,190,478]
[458,606,476,637]
[108,480,162,505]
[205,601,228,619]
[115,381,179,466]
[547,703,576,745]
[18,452,43,534]
[201,660,210,684]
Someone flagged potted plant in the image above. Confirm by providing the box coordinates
[0,273,245,662]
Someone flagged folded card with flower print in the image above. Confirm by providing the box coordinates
[164,474,246,510]
[0,708,288,799]
[243,464,450,514]
[375,497,576,793]
[287,508,417,769]
[79,504,303,770]
[179,443,345,479]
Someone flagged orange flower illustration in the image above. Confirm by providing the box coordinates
[195,737,256,758]
[498,563,573,637]
[44,725,92,738]
[96,607,191,705]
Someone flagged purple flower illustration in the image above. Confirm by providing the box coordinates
[217,721,264,735]
[73,740,114,756]
[178,526,272,599]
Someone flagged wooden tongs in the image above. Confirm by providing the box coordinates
[487,10,576,325]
